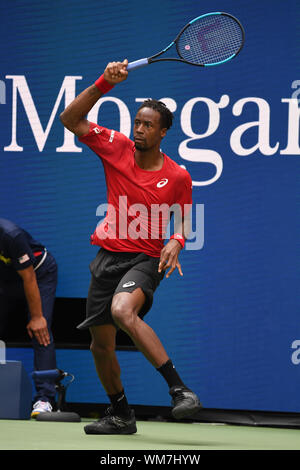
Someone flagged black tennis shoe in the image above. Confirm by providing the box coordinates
[84,407,137,435]
[169,386,202,419]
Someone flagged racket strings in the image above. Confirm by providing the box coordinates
[177,15,243,65]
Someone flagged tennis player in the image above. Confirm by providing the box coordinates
[60,59,201,434]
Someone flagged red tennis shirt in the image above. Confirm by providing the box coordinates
[79,122,192,257]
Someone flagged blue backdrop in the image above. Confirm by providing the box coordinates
[1,0,300,412]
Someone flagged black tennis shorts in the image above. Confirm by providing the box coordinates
[77,248,164,330]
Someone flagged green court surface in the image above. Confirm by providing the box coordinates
[0,418,300,450]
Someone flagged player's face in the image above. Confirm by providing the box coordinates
[133,108,167,151]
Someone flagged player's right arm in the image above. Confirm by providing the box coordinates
[60,60,128,137]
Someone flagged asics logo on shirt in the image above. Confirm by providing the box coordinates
[157,178,169,188]
[122,281,136,288]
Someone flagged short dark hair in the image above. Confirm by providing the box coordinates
[138,99,174,130]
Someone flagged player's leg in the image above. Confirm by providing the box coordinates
[84,323,137,435]
[111,288,169,367]
[89,323,123,396]
[78,251,138,434]
[111,288,202,419]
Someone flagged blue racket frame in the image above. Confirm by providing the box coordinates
[127,12,245,71]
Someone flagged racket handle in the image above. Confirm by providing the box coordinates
[127,58,149,71]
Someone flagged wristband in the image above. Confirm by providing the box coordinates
[170,233,185,249]
[94,74,114,94]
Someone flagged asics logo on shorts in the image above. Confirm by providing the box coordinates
[122,281,136,288]
[157,178,168,188]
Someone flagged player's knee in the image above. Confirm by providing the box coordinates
[90,339,115,358]
[111,300,135,333]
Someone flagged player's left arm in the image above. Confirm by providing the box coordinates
[158,209,191,279]
[158,170,192,278]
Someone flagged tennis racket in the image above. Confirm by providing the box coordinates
[127,12,245,71]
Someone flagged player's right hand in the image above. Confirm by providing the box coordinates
[104,59,128,85]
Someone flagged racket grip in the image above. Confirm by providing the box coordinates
[127,58,149,71]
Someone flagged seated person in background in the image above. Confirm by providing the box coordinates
[0,218,58,417]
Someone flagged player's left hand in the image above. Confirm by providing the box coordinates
[158,239,183,279]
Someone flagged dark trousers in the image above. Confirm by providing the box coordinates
[0,252,58,404]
